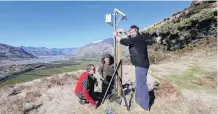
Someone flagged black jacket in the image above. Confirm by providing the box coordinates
[120,35,155,68]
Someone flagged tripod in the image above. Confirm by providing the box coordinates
[100,59,130,111]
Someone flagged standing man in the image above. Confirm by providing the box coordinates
[113,25,156,112]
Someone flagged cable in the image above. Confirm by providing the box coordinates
[116,15,122,26]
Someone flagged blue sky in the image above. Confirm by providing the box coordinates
[0,1,191,48]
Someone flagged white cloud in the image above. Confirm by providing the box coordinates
[92,40,102,44]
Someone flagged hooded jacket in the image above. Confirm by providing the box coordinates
[74,72,96,105]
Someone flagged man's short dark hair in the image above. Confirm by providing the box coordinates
[130,25,139,31]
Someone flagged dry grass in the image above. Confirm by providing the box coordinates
[192,76,217,89]
[148,51,171,64]
[187,99,216,114]
[155,80,182,101]
[25,91,42,102]
[150,79,217,114]
[0,70,83,114]
[147,37,217,114]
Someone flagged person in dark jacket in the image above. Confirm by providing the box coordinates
[113,25,157,112]
[74,64,98,108]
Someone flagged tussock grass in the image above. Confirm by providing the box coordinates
[166,66,217,90]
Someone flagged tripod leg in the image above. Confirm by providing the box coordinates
[118,76,130,111]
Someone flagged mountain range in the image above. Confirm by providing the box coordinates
[21,38,128,59]
[0,43,37,60]
[0,38,120,60]
[20,46,78,56]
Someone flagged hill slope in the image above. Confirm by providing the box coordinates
[0,43,37,60]
[75,38,128,59]
[141,0,217,51]
[75,38,113,58]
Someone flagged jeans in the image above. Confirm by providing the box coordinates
[101,75,114,95]
[135,66,149,111]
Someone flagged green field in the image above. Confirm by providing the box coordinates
[0,60,99,87]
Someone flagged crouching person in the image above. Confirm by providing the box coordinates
[74,64,98,108]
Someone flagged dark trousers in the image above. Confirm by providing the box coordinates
[135,66,149,111]
[78,91,101,103]
[101,76,114,96]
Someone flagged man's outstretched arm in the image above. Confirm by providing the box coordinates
[120,38,135,46]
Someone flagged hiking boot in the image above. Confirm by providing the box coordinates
[78,99,87,105]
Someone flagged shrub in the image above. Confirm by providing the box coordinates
[198,8,216,21]
[176,8,215,30]
[142,8,216,34]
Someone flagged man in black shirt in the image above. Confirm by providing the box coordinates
[113,25,156,112]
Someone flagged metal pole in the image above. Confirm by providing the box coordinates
[113,10,116,71]
[113,10,117,93]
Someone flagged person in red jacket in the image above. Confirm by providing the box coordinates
[74,64,98,108]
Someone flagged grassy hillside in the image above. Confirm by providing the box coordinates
[141,1,217,51]
[0,60,98,87]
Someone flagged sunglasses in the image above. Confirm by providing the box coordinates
[92,68,96,71]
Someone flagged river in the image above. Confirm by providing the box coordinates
[0,56,68,66]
